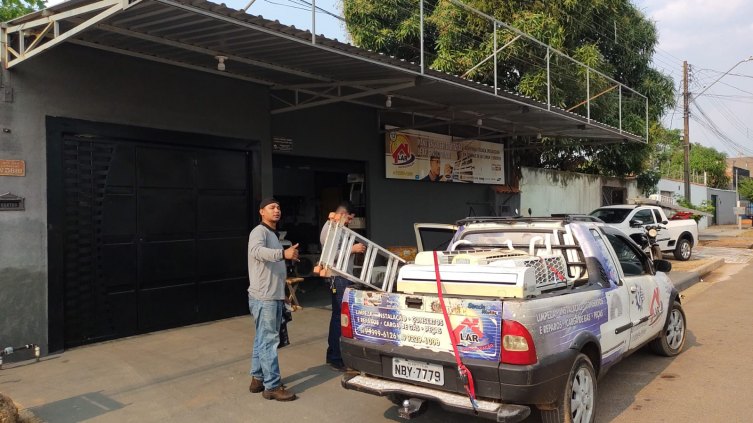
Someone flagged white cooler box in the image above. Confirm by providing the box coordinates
[396,250,568,298]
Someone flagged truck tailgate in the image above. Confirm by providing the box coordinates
[344,288,503,361]
[342,288,505,398]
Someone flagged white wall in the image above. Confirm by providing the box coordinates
[656,178,708,205]
[708,188,738,225]
[519,167,638,216]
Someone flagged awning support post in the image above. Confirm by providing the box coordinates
[311,0,316,44]
[618,86,622,133]
[586,68,590,123]
[546,47,550,110]
[493,21,497,95]
[645,96,649,141]
[419,0,424,73]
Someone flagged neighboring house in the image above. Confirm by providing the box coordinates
[656,178,737,226]
[727,157,752,190]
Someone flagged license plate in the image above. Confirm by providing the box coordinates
[392,357,444,386]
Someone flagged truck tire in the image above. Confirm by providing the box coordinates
[539,353,596,423]
[650,301,686,357]
[673,237,692,261]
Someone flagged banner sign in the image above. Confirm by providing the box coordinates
[347,290,502,361]
[384,127,504,184]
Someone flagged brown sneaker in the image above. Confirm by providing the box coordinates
[262,386,297,401]
[249,377,264,394]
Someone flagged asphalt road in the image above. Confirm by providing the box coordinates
[593,261,752,422]
[398,262,752,422]
[1,264,750,423]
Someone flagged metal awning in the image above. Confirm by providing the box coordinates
[1,0,645,142]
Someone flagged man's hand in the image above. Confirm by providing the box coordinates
[284,243,300,261]
[351,243,366,254]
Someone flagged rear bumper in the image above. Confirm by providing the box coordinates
[342,373,530,423]
[341,337,575,405]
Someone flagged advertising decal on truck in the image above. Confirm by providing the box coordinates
[348,290,503,361]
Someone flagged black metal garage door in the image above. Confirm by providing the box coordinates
[60,136,251,347]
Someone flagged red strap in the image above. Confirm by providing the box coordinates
[432,251,478,410]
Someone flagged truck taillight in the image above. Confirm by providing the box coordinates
[501,320,537,365]
[340,301,353,339]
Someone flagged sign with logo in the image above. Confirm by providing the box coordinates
[733,207,746,216]
[384,127,504,184]
[0,160,25,177]
[272,136,293,153]
[0,192,25,211]
[347,290,502,361]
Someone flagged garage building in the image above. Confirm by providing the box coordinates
[0,0,643,354]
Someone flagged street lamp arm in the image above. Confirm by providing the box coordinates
[693,56,753,101]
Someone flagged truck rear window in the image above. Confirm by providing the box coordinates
[590,208,630,223]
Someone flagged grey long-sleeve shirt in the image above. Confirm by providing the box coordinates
[247,223,287,300]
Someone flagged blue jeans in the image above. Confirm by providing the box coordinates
[327,277,351,364]
[249,298,283,390]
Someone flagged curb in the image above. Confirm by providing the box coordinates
[671,256,726,292]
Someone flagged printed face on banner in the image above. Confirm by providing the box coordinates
[385,127,504,185]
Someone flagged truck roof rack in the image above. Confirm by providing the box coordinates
[456,216,574,225]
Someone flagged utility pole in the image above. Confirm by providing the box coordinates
[683,61,691,202]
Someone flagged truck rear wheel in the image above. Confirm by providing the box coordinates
[539,353,596,423]
[673,237,692,261]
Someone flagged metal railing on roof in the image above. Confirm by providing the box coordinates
[1,0,650,141]
[245,0,649,141]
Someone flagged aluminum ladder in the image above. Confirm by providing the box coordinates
[315,213,406,292]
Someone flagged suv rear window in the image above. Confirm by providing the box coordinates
[590,208,631,224]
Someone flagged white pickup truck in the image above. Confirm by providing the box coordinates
[330,217,685,423]
[589,205,698,261]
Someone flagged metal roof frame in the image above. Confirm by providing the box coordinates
[1,0,647,142]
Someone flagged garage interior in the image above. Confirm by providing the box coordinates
[272,155,367,279]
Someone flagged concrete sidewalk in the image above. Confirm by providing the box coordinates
[699,224,753,241]
[667,256,725,292]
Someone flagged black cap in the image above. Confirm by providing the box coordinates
[259,197,280,210]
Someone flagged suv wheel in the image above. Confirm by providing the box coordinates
[673,237,692,261]
[540,353,597,423]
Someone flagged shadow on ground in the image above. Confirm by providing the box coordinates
[372,333,698,423]
[30,392,126,423]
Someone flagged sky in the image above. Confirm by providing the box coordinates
[45,0,753,157]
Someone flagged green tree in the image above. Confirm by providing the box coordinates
[660,142,730,189]
[342,0,675,177]
[1,0,46,21]
[739,178,753,202]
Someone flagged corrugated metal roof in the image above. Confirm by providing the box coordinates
[3,0,644,141]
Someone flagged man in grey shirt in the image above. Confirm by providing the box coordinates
[248,198,299,401]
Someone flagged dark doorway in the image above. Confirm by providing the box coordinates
[710,194,718,225]
[48,119,257,349]
[602,186,626,206]
[271,155,367,278]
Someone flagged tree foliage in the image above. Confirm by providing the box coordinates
[1,0,46,22]
[659,140,730,189]
[739,178,753,203]
[342,0,675,177]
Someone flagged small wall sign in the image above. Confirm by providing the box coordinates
[0,160,26,176]
[272,136,293,153]
[0,192,25,211]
